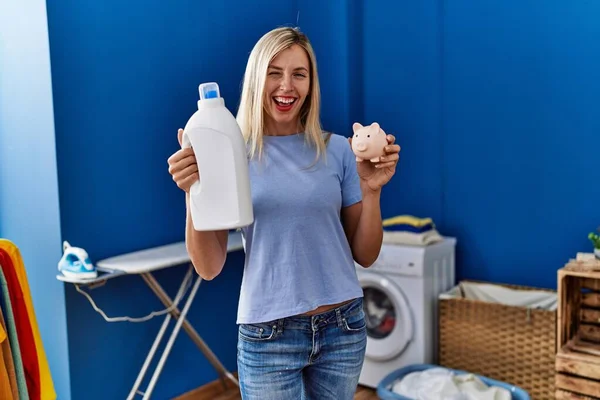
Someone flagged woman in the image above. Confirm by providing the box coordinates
[167,27,400,400]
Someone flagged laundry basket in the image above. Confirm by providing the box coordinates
[376,364,531,400]
[438,280,556,399]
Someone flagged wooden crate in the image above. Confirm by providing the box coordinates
[557,258,600,349]
[556,258,600,399]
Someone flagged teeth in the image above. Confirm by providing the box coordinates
[275,97,295,104]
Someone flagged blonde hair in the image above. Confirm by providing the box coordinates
[236,27,327,161]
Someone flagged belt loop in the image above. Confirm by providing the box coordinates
[277,318,284,333]
[335,308,343,328]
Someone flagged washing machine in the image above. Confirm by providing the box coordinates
[356,237,456,388]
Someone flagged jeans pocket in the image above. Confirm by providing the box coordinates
[239,322,279,342]
[341,308,366,333]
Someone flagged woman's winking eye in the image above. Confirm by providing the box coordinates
[267,67,308,79]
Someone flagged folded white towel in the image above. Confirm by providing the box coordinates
[382,229,444,246]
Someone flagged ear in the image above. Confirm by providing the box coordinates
[371,122,380,131]
[352,122,363,133]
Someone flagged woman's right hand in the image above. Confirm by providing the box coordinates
[167,128,199,192]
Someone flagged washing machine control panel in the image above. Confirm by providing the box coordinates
[367,244,425,277]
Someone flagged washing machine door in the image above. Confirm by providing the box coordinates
[359,271,414,361]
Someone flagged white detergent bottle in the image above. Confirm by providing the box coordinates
[181,82,253,231]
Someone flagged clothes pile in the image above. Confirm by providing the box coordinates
[391,367,512,400]
[382,215,444,246]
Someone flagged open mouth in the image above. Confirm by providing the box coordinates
[273,96,297,112]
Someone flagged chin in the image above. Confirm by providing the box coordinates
[272,113,299,124]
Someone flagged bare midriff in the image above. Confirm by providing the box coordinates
[299,298,355,316]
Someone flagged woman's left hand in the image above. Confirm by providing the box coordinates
[350,135,401,192]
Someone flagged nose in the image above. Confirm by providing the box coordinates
[280,74,293,91]
[355,142,367,151]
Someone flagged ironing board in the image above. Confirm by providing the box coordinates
[57,231,243,399]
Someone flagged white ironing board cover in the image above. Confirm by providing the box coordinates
[96,231,243,274]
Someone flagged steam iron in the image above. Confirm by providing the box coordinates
[58,241,97,279]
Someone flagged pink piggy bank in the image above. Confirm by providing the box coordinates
[351,122,388,162]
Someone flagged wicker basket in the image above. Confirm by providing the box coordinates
[438,280,556,400]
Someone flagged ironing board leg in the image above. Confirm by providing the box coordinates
[141,268,239,389]
[127,267,194,400]
[143,271,202,399]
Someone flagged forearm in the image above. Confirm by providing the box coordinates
[185,194,228,280]
[351,184,383,267]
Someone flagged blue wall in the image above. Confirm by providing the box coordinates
[3,1,599,399]
[0,1,72,399]
[440,1,600,288]
[363,0,444,226]
[363,0,600,289]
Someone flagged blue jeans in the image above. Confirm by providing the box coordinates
[237,297,367,400]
